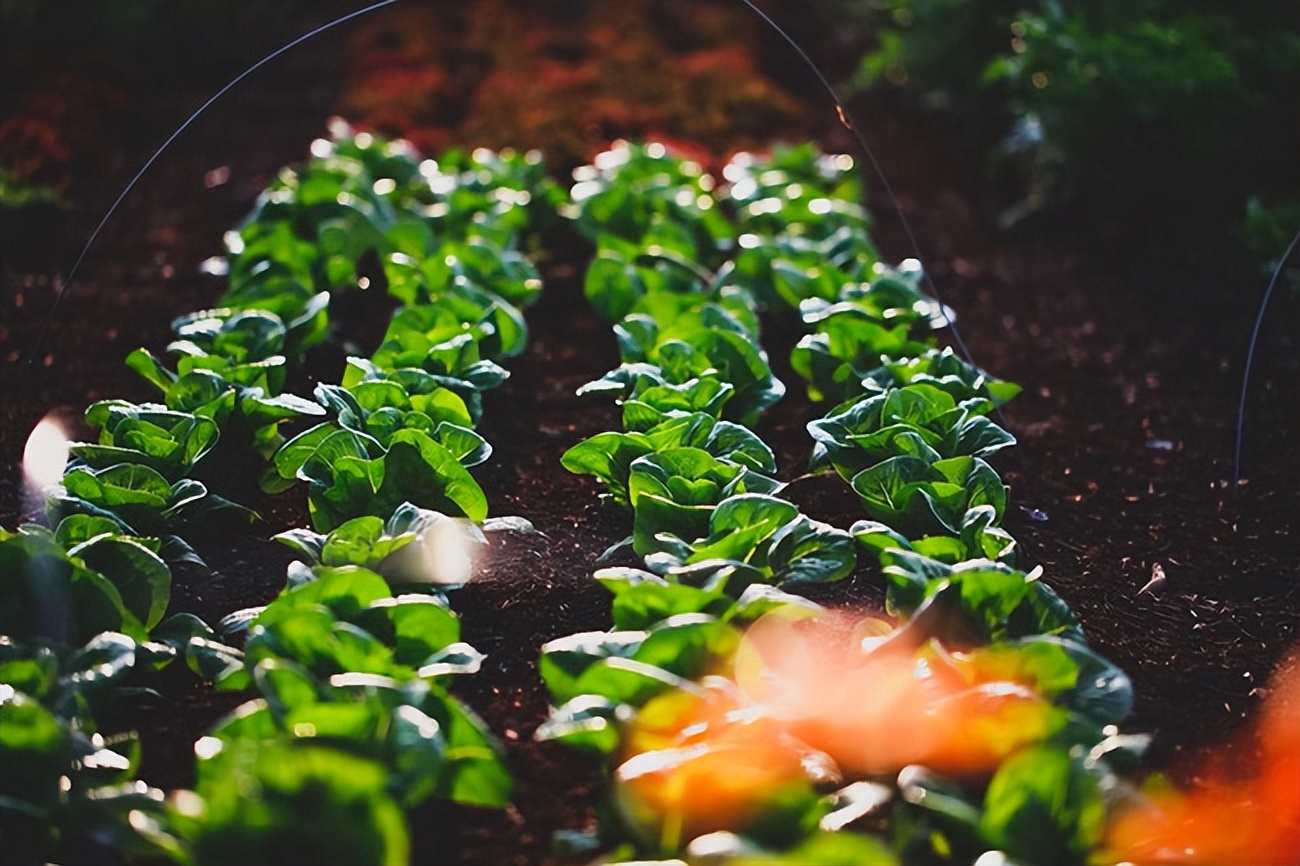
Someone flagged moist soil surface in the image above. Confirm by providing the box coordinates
[1,2,1297,864]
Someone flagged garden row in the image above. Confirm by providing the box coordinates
[537,141,1142,865]
[2,122,564,865]
[2,126,1145,866]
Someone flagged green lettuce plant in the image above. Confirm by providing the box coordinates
[808,383,1015,481]
[642,494,858,592]
[562,411,775,507]
[626,448,782,557]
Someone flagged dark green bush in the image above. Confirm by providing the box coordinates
[855,0,1300,269]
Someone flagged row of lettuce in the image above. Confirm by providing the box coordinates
[3,127,1150,866]
[539,141,1146,865]
[1,123,563,865]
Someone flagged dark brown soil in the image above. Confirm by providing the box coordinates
[2,2,1296,865]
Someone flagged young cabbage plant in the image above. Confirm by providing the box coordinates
[125,344,326,494]
[204,285,332,360]
[583,229,715,321]
[173,738,412,866]
[274,502,489,588]
[852,505,1019,567]
[800,264,947,330]
[3,517,251,691]
[626,448,783,558]
[808,383,1016,481]
[226,131,405,293]
[385,235,542,318]
[0,521,234,866]
[239,566,478,683]
[792,320,932,404]
[791,273,950,403]
[538,613,740,712]
[416,144,561,243]
[567,140,733,267]
[0,684,183,866]
[562,411,776,506]
[580,362,740,428]
[732,178,871,243]
[68,400,220,480]
[641,494,857,593]
[51,460,258,538]
[613,317,785,426]
[881,558,1085,649]
[858,346,1022,406]
[539,579,791,759]
[382,258,531,359]
[722,227,877,315]
[580,334,783,426]
[724,143,864,205]
[850,453,1009,539]
[611,708,832,856]
[358,316,509,422]
[279,424,488,533]
[591,567,825,634]
[274,374,483,476]
[202,664,509,811]
[620,284,762,351]
[58,397,266,532]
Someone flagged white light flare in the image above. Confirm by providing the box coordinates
[381,513,487,587]
[23,416,70,490]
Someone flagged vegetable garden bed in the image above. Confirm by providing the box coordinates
[1,3,1297,865]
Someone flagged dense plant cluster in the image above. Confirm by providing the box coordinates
[853,0,1299,267]
[2,122,560,865]
[5,127,1183,866]
[542,141,1143,864]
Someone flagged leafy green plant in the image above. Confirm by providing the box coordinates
[173,738,410,866]
[723,229,878,316]
[593,568,824,635]
[0,522,157,646]
[808,383,1015,481]
[196,565,509,809]
[385,234,543,316]
[363,311,510,421]
[566,140,733,266]
[540,614,739,711]
[626,448,782,557]
[583,230,715,322]
[856,0,1299,257]
[69,401,219,479]
[850,453,1008,539]
[326,368,478,443]
[614,287,761,363]
[791,269,950,402]
[853,506,1018,566]
[412,144,562,244]
[562,411,775,507]
[124,316,327,491]
[205,283,333,359]
[723,143,864,205]
[287,427,488,533]
[642,494,858,592]
[51,459,257,537]
[880,557,1082,646]
[612,319,783,427]
[56,394,273,531]
[858,346,1022,406]
[0,683,182,866]
[579,363,739,427]
[274,502,491,588]
[0,515,223,866]
[544,136,1147,866]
